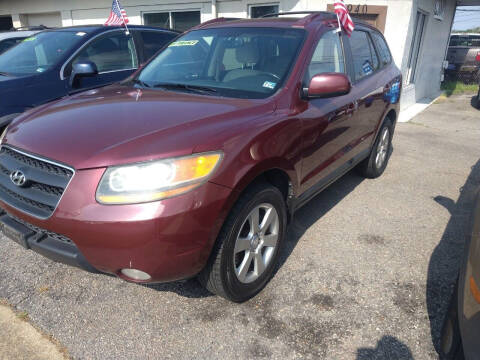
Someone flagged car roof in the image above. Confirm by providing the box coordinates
[43,25,179,35]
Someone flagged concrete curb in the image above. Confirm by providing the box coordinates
[0,303,68,360]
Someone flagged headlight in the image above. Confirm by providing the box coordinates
[96,152,223,204]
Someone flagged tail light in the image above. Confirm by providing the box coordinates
[476,51,480,62]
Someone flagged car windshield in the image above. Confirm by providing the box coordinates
[136,27,305,99]
[0,31,85,76]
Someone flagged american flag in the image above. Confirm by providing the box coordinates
[333,0,354,37]
[104,0,129,26]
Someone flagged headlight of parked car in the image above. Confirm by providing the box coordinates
[96,152,223,204]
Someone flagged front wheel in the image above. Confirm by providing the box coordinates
[357,119,393,178]
[440,280,464,360]
[198,182,287,302]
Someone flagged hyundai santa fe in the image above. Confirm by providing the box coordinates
[0,13,401,302]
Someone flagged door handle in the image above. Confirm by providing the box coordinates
[346,101,358,116]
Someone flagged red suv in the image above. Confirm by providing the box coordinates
[0,13,401,302]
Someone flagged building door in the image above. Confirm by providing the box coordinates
[0,16,13,31]
[406,11,427,85]
[24,12,62,27]
[143,11,200,32]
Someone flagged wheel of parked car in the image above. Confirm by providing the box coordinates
[357,119,394,178]
[199,182,287,302]
[440,280,464,360]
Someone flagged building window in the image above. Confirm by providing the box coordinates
[433,0,445,20]
[249,4,279,18]
[406,11,427,85]
[143,11,200,32]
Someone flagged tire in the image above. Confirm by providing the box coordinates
[476,87,480,109]
[357,119,393,179]
[198,182,287,302]
[440,280,464,360]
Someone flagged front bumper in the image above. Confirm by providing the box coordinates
[0,212,98,272]
[0,166,233,282]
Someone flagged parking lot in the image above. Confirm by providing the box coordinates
[0,94,479,359]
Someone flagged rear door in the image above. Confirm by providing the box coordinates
[344,28,386,151]
[64,30,138,90]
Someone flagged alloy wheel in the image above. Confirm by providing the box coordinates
[375,127,390,169]
[233,203,279,284]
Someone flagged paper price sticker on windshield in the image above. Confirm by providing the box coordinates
[169,40,199,47]
[23,37,36,42]
[262,81,276,90]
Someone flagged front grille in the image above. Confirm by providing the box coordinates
[0,146,74,218]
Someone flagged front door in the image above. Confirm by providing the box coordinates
[65,31,138,90]
[299,29,359,195]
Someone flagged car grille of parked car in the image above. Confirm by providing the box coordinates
[0,146,74,219]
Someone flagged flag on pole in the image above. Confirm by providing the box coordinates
[333,0,354,37]
[104,0,129,26]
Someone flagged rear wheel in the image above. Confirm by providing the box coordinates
[198,182,286,302]
[357,119,393,178]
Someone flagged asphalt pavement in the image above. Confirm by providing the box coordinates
[1,94,479,359]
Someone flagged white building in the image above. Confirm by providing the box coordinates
[0,0,477,114]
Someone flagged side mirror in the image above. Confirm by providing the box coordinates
[69,61,98,88]
[303,73,351,99]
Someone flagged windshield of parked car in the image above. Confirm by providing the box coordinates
[136,27,305,99]
[0,31,85,76]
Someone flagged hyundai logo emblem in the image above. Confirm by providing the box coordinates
[10,170,26,187]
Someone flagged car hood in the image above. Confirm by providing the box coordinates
[6,85,273,169]
[0,74,31,85]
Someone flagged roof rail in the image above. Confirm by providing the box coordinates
[191,17,241,30]
[261,11,336,26]
[12,25,50,31]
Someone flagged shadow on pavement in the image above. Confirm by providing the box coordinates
[356,335,414,360]
[428,159,480,353]
[143,279,214,298]
[278,169,364,270]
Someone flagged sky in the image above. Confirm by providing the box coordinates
[452,6,480,31]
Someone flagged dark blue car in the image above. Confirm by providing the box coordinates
[0,25,178,127]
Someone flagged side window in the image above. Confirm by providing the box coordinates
[139,31,176,61]
[350,30,379,81]
[72,32,138,74]
[371,32,392,66]
[306,30,345,81]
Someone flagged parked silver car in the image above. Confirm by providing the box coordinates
[446,33,480,83]
[0,27,45,54]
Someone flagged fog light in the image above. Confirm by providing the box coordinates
[120,268,151,281]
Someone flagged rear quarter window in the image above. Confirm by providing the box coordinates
[371,32,392,67]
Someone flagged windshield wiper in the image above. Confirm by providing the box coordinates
[0,71,11,77]
[131,79,150,88]
[152,82,217,94]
